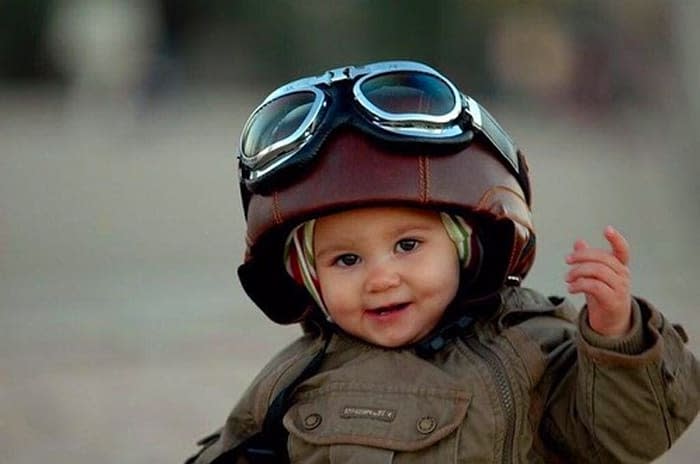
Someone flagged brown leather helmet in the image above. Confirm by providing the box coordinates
[237,61,535,324]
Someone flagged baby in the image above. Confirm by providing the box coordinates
[186,60,699,463]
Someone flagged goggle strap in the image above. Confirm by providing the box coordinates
[478,105,519,174]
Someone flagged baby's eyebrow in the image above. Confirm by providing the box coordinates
[314,242,355,260]
[393,224,435,235]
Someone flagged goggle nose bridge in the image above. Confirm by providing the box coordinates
[322,66,361,85]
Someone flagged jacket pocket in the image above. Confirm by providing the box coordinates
[283,381,470,463]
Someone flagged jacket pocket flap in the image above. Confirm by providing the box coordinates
[283,382,470,451]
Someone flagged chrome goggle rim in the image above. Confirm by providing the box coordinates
[240,61,463,169]
[239,60,520,185]
[352,66,463,138]
[239,87,326,182]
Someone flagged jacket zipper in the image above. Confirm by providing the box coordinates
[466,337,516,464]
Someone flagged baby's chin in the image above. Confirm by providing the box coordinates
[356,327,436,349]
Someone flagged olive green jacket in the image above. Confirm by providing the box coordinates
[188,288,699,463]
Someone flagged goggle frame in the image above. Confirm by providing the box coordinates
[238,61,522,196]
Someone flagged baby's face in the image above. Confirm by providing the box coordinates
[314,206,460,347]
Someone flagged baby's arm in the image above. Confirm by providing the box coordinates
[565,226,632,337]
[543,226,699,461]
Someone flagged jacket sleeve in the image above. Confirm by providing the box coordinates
[540,297,700,463]
[185,334,322,464]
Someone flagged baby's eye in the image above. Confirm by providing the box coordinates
[396,239,419,253]
[335,254,360,267]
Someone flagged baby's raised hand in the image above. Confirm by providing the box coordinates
[565,226,633,337]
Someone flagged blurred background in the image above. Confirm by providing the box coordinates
[1,1,699,462]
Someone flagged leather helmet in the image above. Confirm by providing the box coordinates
[237,125,535,324]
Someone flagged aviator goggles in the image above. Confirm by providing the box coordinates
[238,60,528,200]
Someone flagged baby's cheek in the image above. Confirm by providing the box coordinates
[322,289,355,318]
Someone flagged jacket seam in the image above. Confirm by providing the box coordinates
[454,339,502,461]
[644,364,673,449]
[589,365,604,462]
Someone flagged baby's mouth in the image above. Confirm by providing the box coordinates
[366,303,410,317]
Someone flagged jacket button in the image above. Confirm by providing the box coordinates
[303,413,322,430]
[416,416,437,434]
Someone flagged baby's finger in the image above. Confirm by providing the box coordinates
[605,226,630,266]
[567,276,614,301]
[573,239,588,252]
[566,248,629,276]
[566,262,621,290]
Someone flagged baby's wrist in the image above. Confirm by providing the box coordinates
[580,301,645,355]
[589,313,633,338]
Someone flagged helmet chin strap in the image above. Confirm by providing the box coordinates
[283,212,478,319]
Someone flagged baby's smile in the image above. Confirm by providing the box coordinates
[364,302,411,318]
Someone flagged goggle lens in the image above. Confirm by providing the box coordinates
[242,91,318,163]
[358,72,456,117]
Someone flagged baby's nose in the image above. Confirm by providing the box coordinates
[364,262,401,293]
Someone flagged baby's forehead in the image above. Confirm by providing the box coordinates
[312,207,446,245]
[312,207,452,255]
